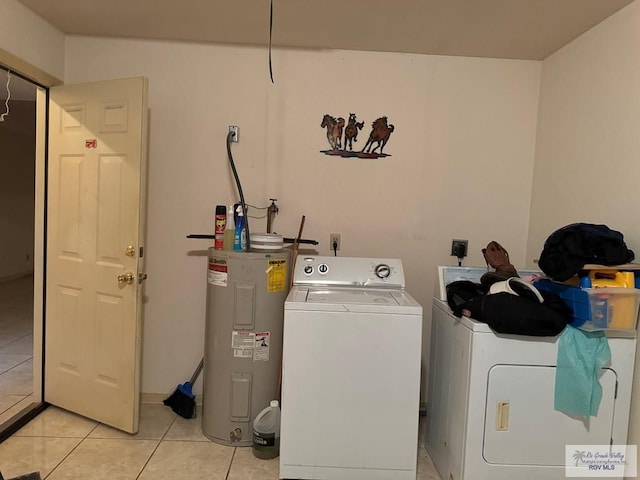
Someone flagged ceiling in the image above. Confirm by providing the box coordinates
[16,0,634,60]
[3,0,635,101]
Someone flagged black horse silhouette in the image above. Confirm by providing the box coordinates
[362,117,394,154]
[344,113,364,151]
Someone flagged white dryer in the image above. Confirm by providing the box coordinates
[425,267,636,480]
[280,256,423,480]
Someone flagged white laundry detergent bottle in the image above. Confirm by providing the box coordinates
[252,400,280,459]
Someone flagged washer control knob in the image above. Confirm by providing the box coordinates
[303,265,314,275]
[374,264,391,279]
[318,264,329,274]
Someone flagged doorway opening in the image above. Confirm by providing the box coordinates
[0,66,46,440]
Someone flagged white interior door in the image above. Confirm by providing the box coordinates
[45,77,148,433]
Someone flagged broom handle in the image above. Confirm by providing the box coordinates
[190,358,204,384]
[289,215,306,289]
[280,215,305,401]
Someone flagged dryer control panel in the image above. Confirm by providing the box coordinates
[293,255,405,288]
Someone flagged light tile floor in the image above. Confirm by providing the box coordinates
[0,275,35,426]
[0,404,442,479]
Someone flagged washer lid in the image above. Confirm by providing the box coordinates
[307,288,398,305]
[286,287,422,314]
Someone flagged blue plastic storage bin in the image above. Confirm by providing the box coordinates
[534,278,640,331]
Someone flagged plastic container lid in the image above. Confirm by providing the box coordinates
[250,233,284,251]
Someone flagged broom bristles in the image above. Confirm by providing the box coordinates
[163,387,196,419]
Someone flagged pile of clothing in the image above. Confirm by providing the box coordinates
[446,241,572,336]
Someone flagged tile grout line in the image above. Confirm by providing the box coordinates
[41,418,102,479]
[10,355,34,368]
[0,332,34,351]
[225,447,237,480]
[1,355,34,376]
[0,395,29,417]
[135,412,178,479]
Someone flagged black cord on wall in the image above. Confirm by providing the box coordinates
[269,0,274,84]
[226,131,250,250]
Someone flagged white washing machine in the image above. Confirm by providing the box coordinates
[280,256,423,480]
[425,266,637,480]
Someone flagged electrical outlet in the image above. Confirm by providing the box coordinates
[451,239,468,258]
[330,233,341,251]
[229,125,239,142]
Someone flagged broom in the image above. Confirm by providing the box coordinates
[289,215,305,289]
[163,357,203,419]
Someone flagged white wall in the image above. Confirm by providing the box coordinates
[528,2,640,262]
[64,37,541,397]
[0,0,64,81]
[527,0,640,448]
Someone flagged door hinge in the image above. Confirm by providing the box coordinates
[139,246,144,258]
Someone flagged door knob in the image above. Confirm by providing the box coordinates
[118,272,135,287]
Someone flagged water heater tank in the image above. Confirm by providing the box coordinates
[202,248,291,446]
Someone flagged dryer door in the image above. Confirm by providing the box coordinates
[483,365,617,465]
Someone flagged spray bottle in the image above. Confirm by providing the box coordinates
[214,205,226,250]
[223,205,235,251]
[233,204,247,251]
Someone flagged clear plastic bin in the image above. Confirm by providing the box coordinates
[534,279,640,331]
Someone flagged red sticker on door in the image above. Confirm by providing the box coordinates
[85,139,97,149]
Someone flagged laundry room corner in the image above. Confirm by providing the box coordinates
[3,0,640,478]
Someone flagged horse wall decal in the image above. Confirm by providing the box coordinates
[333,117,345,149]
[321,114,345,150]
[320,113,394,158]
[362,116,394,154]
[321,114,337,148]
[344,113,364,151]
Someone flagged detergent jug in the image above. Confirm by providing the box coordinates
[252,400,280,460]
